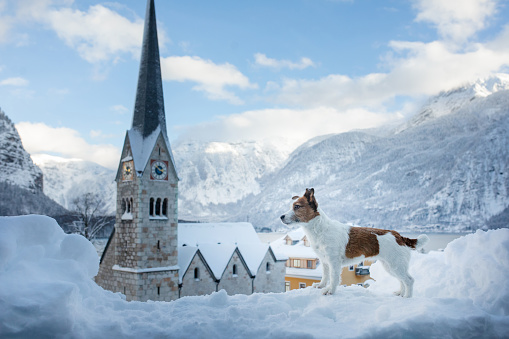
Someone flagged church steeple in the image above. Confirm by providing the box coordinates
[131,0,166,139]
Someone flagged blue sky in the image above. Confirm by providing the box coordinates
[1,0,508,169]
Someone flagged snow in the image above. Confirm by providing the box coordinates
[1,215,508,338]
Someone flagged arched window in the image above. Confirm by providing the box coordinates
[130,198,133,213]
[162,198,168,216]
[155,198,161,215]
[266,262,271,272]
[149,198,154,216]
[194,267,200,280]
[121,199,127,214]
[232,264,237,276]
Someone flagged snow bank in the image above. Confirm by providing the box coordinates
[1,215,508,338]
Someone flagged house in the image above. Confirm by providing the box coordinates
[271,229,373,291]
[178,222,287,297]
[94,0,287,301]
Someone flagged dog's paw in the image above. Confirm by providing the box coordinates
[322,288,334,295]
[312,282,325,289]
[393,291,402,297]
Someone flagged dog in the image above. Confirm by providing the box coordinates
[280,188,428,297]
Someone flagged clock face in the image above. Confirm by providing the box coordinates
[150,160,168,180]
[122,161,134,181]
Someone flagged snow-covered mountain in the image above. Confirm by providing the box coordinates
[0,109,43,192]
[0,109,68,216]
[32,154,116,215]
[174,139,293,221]
[174,74,509,231]
[241,74,509,231]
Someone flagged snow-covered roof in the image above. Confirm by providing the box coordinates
[177,246,198,283]
[271,229,319,259]
[178,222,280,278]
[127,127,178,178]
[286,265,323,279]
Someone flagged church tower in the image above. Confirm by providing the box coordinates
[96,0,179,302]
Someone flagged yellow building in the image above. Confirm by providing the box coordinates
[272,230,373,291]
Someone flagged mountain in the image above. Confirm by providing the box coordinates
[241,74,509,231]
[0,109,67,216]
[32,154,116,215]
[172,74,509,232]
[173,139,293,221]
[0,109,43,192]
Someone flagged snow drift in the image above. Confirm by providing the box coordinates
[0,215,508,338]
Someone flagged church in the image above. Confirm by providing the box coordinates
[95,0,286,302]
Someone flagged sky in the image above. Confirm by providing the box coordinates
[0,0,508,169]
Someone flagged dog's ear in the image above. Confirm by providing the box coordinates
[291,196,299,200]
[304,188,318,211]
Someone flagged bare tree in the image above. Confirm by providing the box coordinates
[70,192,110,240]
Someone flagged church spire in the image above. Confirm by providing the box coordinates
[131,0,166,139]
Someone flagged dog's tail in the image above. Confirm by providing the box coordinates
[414,234,429,250]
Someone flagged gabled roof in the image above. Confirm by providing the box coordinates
[127,127,178,177]
[178,222,278,279]
[271,230,319,259]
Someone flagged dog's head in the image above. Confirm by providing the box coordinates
[280,188,320,226]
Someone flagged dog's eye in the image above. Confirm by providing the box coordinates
[294,205,301,210]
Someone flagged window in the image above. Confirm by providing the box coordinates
[292,240,299,245]
[359,261,364,267]
[157,286,160,295]
[232,264,237,276]
[293,259,301,268]
[299,283,306,289]
[155,198,161,215]
[162,198,168,216]
[194,267,199,281]
[149,198,154,216]
[285,281,291,292]
[349,265,354,271]
[307,260,313,269]
[266,262,271,273]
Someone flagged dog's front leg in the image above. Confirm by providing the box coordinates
[322,258,342,295]
[313,262,329,289]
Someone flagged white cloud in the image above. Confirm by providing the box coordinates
[177,107,403,150]
[269,36,509,110]
[254,53,315,70]
[10,1,144,63]
[161,55,257,105]
[413,0,497,43]
[110,104,129,115]
[0,77,29,86]
[16,122,120,169]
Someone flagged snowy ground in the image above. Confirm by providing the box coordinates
[1,215,508,339]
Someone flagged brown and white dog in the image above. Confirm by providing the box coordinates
[280,188,428,297]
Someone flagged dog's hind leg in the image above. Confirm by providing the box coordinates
[314,262,330,289]
[381,260,414,298]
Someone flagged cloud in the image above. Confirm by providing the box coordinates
[110,104,129,115]
[176,107,403,150]
[161,55,257,105]
[412,0,497,44]
[254,53,315,70]
[9,1,144,63]
[0,77,29,86]
[16,122,120,169]
[268,35,509,110]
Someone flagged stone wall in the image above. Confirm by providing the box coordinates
[218,250,252,296]
[253,251,286,293]
[180,252,217,297]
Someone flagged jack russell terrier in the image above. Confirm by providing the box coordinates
[280,188,428,297]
